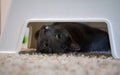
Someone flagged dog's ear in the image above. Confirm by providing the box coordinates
[35,25,47,40]
[35,30,40,40]
[66,31,81,50]
[71,40,81,50]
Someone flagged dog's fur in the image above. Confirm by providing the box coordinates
[35,22,110,53]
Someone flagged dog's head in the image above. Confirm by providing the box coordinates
[35,25,80,53]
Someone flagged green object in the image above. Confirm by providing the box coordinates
[23,28,29,44]
[23,36,28,44]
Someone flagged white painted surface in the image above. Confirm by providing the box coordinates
[0,0,120,58]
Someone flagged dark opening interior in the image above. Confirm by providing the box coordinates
[20,22,111,55]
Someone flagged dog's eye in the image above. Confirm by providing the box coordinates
[55,33,62,39]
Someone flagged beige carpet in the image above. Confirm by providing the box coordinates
[0,53,120,75]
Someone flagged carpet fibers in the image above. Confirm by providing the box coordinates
[0,53,120,75]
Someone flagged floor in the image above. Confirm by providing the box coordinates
[0,53,120,75]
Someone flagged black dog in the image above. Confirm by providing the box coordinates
[35,22,110,54]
